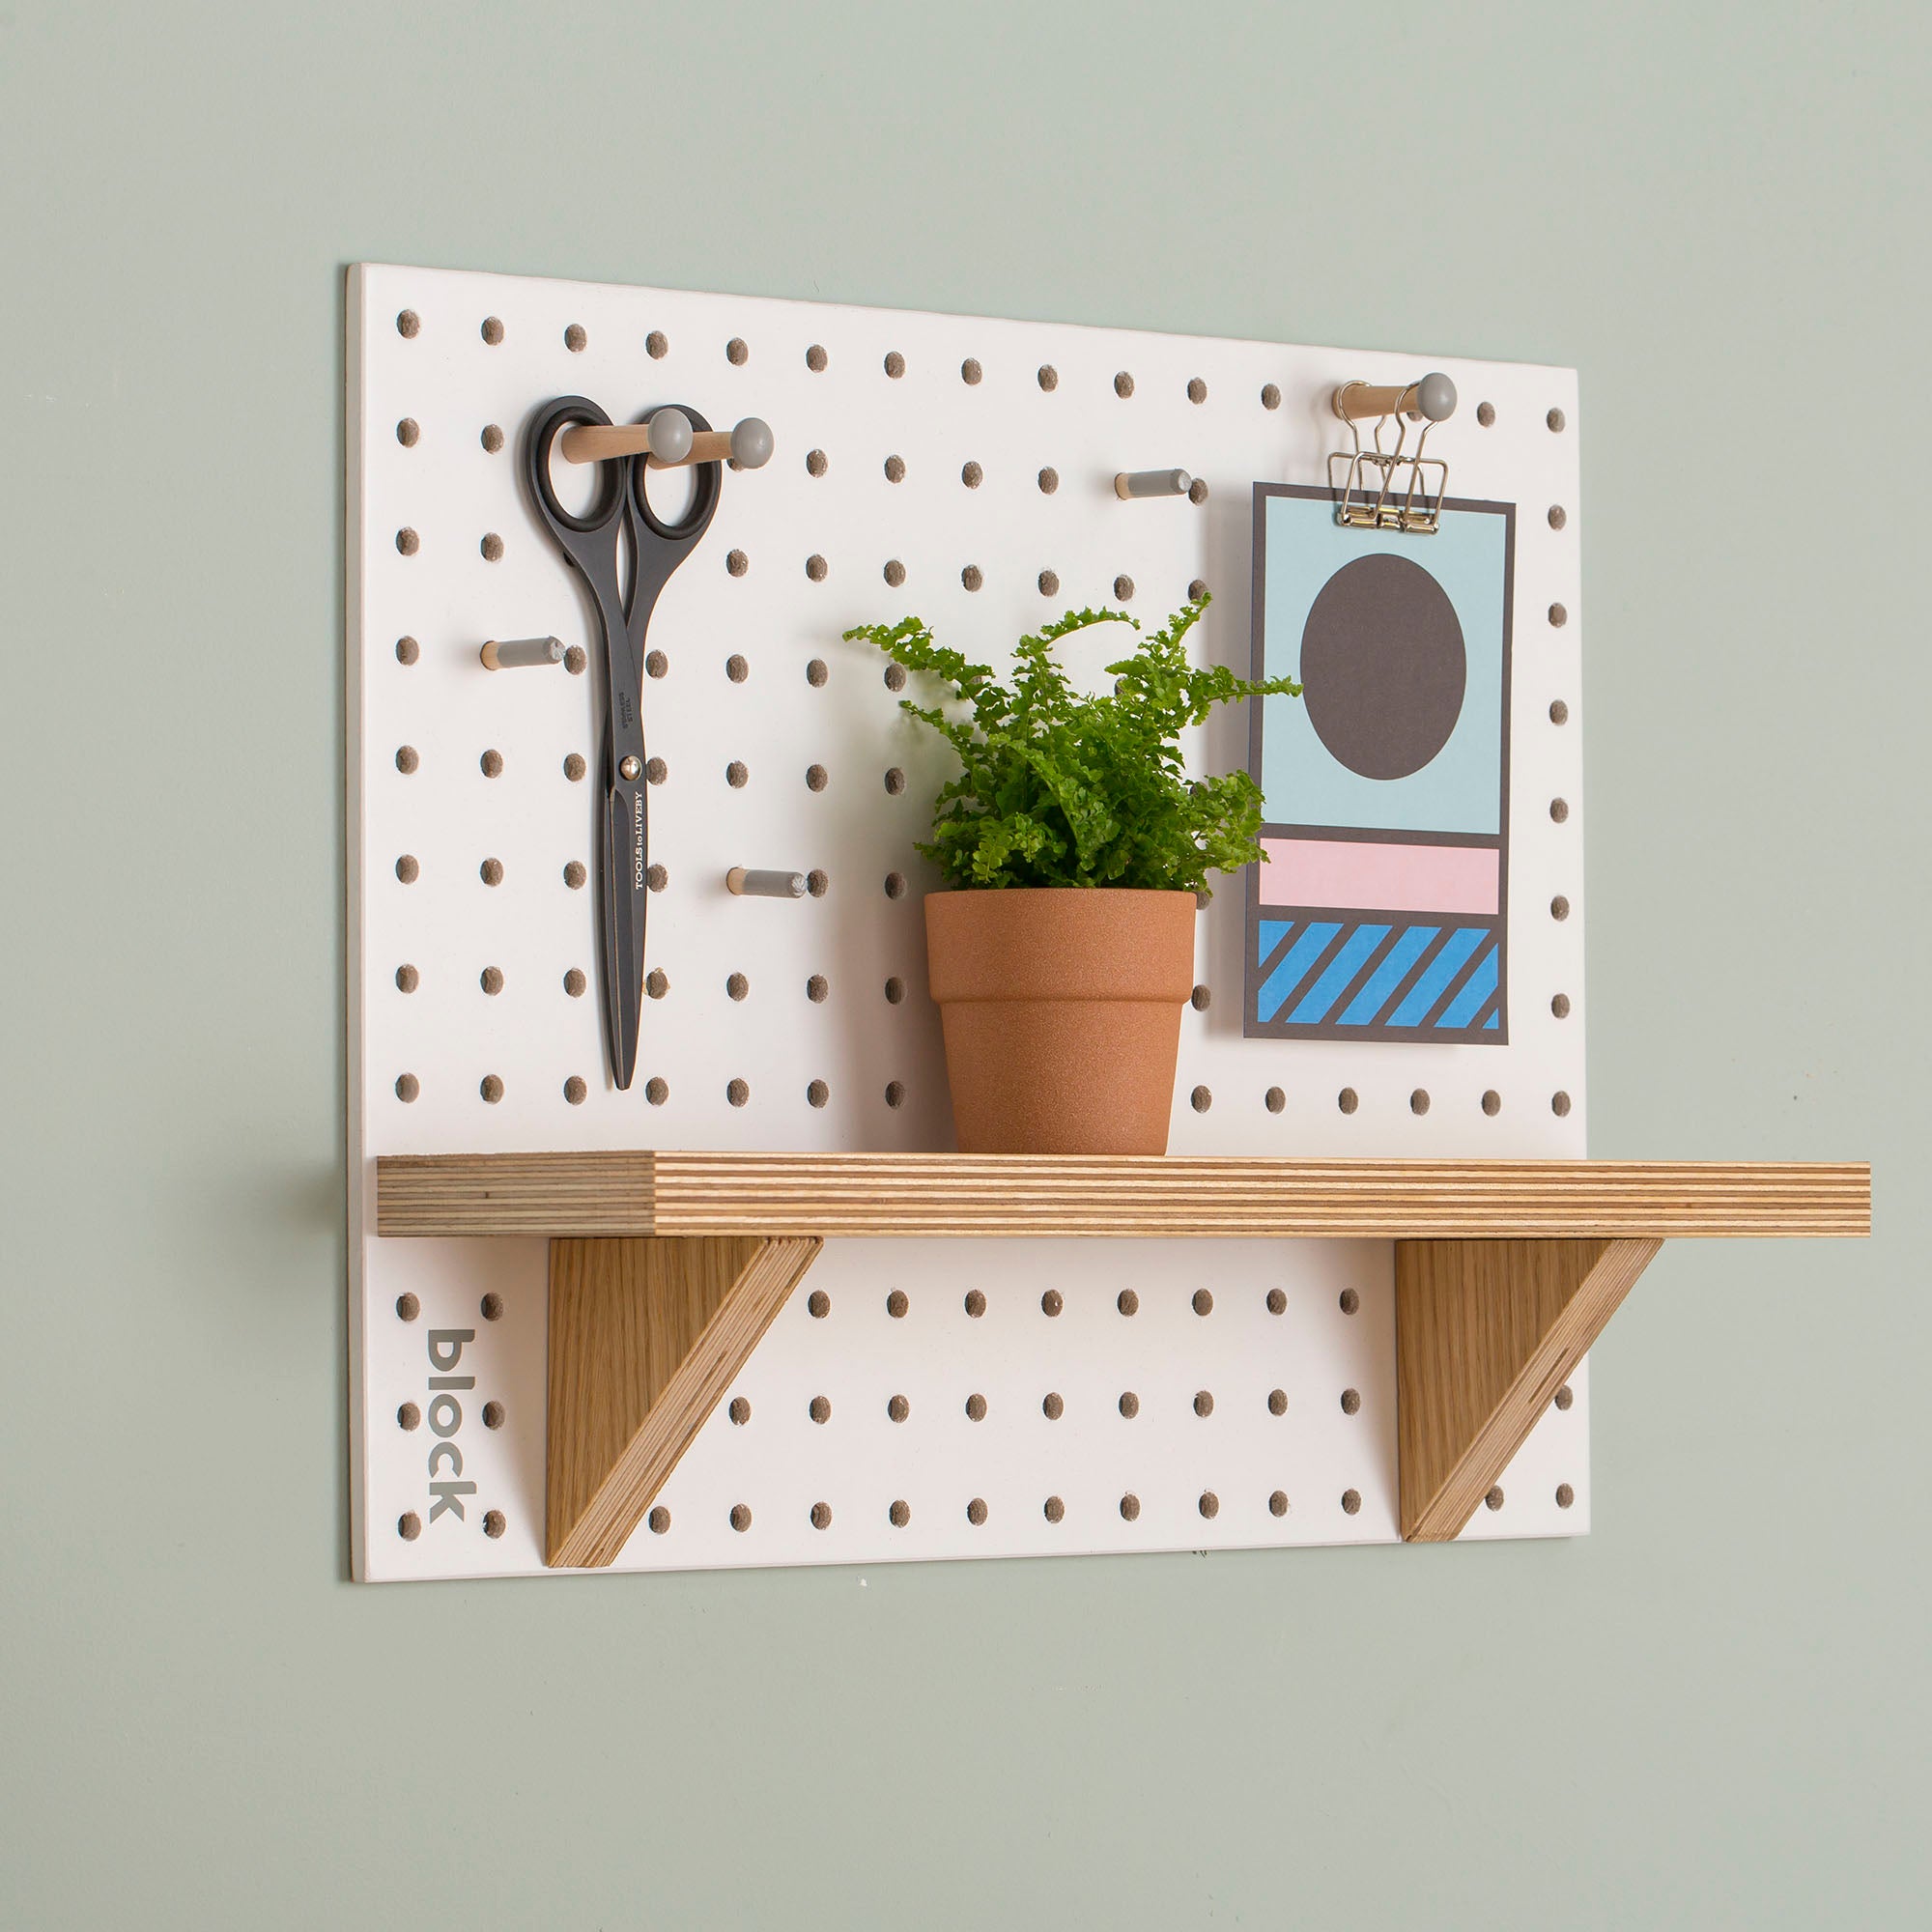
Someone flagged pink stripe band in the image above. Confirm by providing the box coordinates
[1260,838,1500,916]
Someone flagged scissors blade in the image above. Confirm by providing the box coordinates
[601,776,646,1090]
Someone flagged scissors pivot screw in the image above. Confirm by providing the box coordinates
[619,754,642,781]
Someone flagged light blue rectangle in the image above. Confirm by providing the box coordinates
[1258,492,1508,837]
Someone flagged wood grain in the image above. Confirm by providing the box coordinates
[546,1234,822,1568]
[1396,1236,1662,1540]
[377,1152,1871,1240]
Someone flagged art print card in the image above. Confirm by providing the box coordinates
[1245,484,1515,1043]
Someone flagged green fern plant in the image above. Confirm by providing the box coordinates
[843,595,1302,897]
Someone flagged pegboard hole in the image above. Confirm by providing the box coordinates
[565,968,588,998]
[395,527,419,556]
[1264,1087,1286,1114]
[1338,1087,1359,1115]
[1341,1490,1362,1515]
[888,1499,910,1527]
[887,1289,909,1319]
[1038,570,1060,597]
[1192,1288,1213,1317]
[725,336,748,364]
[805,554,828,582]
[1340,1387,1361,1415]
[398,1512,422,1540]
[1114,574,1135,603]
[396,309,420,338]
[884,351,905,379]
[884,977,906,1005]
[1550,895,1571,922]
[730,1504,752,1532]
[1041,1289,1064,1318]
[1188,477,1209,504]
[964,1289,985,1318]
[808,869,830,898]
[481,425,504,453]
[726,760,749,788]
[810,1395,831,1423]
[961,564,983,592]
[1114,371,1134,398]
[645,329,668,358]
[889,1393,909,1424]
[1190,1084,1211,1112]
[1117,1289,1139,1317]
[884,871,906,900]
[807,974,830,1003]
[480,748,503,778]
[1551,992,1571,1018]
[1190,983,1211,1010]
[967,1498,988,1525]
[480,1291,503,1321]
[1187,376,1208,403]
[480,532,503,562]
[1410,1088,1431,1116]
[1189,578,1208,603]
[565,646,586,675]
[1551,1091,1573,1117]
[1549,698,1570,724]
[1269,1491,1290,1517]
[1482,1089,1502,1116]
[726,1077,750,1107]
[883,559,907,588]
[1476,401,1495,426]
[1485,1486,1505,1511]
[1120,1492,1141,1520]
[1262,383,1282,410]
[1266,1287,1287,1315]
[1043,1495,1065,1522]
[1193,1390,1213,1417]
[806,343,828,371]
[728,1397,751,1425]
[483,1400,504,1429]
[564,753,587,781]
[807,1080,829,1108]
[1550,797,1570,823]
[1555,1483,1576,1508]
[1554,1383,1575,1410]
[1118,1391,1139,1418]
[725,972,749,1001]
[1548,408,1567,432]
[1042,1391,1064,1420]
[807,658,828,688]
[482,1510,506,1539]
[960,356,982,384]
[1198,1491,1219,1520]
[563,861,586,890]
[394,1073,419,1103]
[966,1393,987,1421]
[1037,364,1058,391]
[1548,602,1569,628]
[961,460,983,489]
[396,417,419,447]
[564,323,587,352]
[645,755,668,784]
[1267,1388,1289,1416]
[647,864,668,892]
[395,964,418,994]
[1340,1288,1360,1315]
[811,1502,832,1529]
[884,454,906,483]
[886,1081,907,1110]
[1037,467,1059,495]
[396,1292,421,1321]
[479,1075,503,1104]
[395,636,419,666]
[397,1402,420,1431]
[645,1077,669,1105]
[726,549,749,577]
[1548,504,1568,530]
[805,447,828,477]
[648,1506,670,1533]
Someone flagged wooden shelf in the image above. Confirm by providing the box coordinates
[377,1151,1869,1240]
[372,1152,1868,1566]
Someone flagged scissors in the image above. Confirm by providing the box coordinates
[526,396,722,1091]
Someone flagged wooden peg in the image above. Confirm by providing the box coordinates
[1333,373,1458,423]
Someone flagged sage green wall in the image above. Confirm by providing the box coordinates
[2,4,1923,1925]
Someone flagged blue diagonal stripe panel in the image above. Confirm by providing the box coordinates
[1435,941,1499,1029]
[1289,923,1391,1025]
[1256,922,1342,1022]
[1257,918,1294,974]
[1387,926,1488,1028]
[1338,924,1440,1026]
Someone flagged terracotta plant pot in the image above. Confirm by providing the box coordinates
[923,888,1198,1155]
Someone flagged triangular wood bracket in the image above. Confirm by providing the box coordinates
[545,1234,823,1568]
[1397,1236,1663,1542]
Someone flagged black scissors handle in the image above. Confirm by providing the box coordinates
[525,396,722,1092]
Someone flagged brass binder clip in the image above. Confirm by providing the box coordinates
[1327,373,1457,533]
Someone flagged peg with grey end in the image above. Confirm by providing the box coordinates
[558,412,776,469]
[726,867,808,898]
[1114,469,1193,499]
[479,636,564,669]
[1331,372,1458,423]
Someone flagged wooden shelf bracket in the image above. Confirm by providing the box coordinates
[1396,1236,1663,1540]
[546,1233,823,1568]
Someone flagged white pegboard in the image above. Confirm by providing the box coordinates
[347,263,1589,1580]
